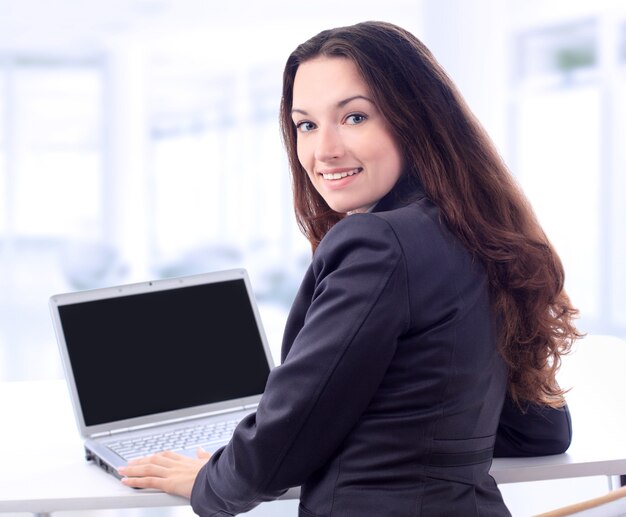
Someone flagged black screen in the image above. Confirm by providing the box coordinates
[58,279,270,426]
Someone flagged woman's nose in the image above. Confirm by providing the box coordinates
[314,126,345,162]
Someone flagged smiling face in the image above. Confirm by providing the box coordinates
[291,56,404,214]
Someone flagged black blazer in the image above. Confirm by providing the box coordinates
[191,182,572,517]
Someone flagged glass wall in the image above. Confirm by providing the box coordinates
[510,7,626,338]
[0,62,6,236]
[0,59,104,379]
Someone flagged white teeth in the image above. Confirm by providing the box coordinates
[321,168,362,180]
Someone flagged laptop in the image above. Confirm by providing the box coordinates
[49,268,274,480]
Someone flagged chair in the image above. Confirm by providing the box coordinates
[534,485,626,516]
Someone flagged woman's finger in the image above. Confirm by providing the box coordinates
[120,475,166,490]
[196,447,212,460]
[126,451,181,467]
[118,462,168,478]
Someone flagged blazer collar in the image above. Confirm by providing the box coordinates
[372,174,426,214]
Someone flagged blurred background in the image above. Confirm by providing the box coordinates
[0,0,624,514]
[2,0,625,381]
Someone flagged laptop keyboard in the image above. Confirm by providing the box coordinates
[108,418,240,460]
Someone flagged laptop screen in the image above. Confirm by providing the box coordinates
[56,277,271,426]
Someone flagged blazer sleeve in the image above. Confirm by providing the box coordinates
[494,395,573,457]
[190,214,410,516]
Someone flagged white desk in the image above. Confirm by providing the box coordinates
[1,335,625,515]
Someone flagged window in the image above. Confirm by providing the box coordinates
[12,61,102,239]
[517,21,597,86]
[0,63,7,236]
[512,18,626,338]
[0,58,104,380]
[147,60,308,305]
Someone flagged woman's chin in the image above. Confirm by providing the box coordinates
[324,199,372,215]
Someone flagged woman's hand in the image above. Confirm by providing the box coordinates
[118,448,211,498]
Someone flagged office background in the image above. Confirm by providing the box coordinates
[2,0,625,381]
[0,0,624,515]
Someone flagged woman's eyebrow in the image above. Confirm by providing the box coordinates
[291,94,374,117]
[337,94,373,107]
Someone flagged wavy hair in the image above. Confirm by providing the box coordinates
[279,21,582,406]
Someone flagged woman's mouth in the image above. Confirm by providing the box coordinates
[320,167,363,180]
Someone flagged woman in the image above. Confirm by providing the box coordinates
[119,21,580,516]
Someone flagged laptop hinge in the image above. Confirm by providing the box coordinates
[89,404,256,438]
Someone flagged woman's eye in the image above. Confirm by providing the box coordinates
[296,121,316,132]
[345,113,367,125]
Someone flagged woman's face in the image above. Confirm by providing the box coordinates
[291,56,403,214]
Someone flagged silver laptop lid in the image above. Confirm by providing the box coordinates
[49,268,274,438]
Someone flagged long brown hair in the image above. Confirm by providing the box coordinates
[279,21,581,406]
